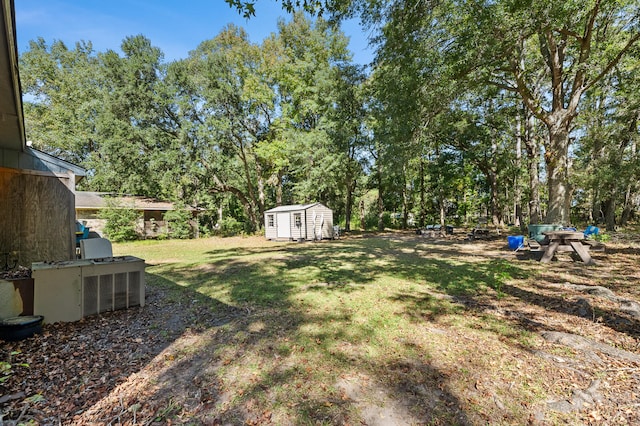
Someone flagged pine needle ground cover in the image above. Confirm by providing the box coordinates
[2,232,639,424]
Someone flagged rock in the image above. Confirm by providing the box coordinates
[576,298,592,318]
[542,331,640,364]
[547,380,602,413]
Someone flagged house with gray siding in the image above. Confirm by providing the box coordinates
[264,203,334,241]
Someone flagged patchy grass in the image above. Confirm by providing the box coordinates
[116,236,533,422]
[5,231,638,424]
[111,232,635,425]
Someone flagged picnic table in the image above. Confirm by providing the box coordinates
[467,228,491,240]
[539,230,595,265]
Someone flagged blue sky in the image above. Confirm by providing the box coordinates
[14,0,373,65]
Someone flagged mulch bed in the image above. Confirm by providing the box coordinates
[0,284,241,424]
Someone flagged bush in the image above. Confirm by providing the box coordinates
[219,217,244,237]
[101,199,139,242]
[164,206,192,239]
[362,210,392,230]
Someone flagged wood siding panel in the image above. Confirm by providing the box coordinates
[0,171,21,261]
[265,204,333,241]
[305,205,333,240]
[0,169,75,266]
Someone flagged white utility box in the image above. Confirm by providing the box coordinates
[32,256,145,323]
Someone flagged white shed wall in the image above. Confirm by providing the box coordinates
[304,205,333,240]
[265,203,334,241]
[264,212,277,239]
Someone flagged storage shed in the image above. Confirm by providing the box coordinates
[265,203,334,241]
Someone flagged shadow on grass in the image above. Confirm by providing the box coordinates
[123,270,474,424]
[96,237,516,424]
[82,235,639,423]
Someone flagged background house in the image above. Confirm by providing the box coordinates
[0,0,85,266]
[75,191,200,238]
[265,203,334,241]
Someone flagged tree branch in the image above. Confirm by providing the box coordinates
[584,31,640,93]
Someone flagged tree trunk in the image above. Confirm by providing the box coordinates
[257,166,266,229]
[402,166,409,229]
[620,185,635,226]
[345,178,354,232]
[419,158,426,228]
[524,113,542,224]
[603,198,616,231]
[544,117,571,224]
[276,170,283,206]
[515,107,525,230]
[359,199,365,231]
[377,189,384,231]
[620,120,638,226]
[377,159,385,231]
[488,173,502,227]
[590,189,600,224]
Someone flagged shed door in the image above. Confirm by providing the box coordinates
[277,213,291,238]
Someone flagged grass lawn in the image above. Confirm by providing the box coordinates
[79,231,640,424]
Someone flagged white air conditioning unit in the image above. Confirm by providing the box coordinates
[33,256,145,323]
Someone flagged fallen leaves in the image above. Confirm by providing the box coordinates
[0,284,239,424]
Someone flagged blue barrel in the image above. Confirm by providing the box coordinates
[507,235,524,250]
[584,225,599,237]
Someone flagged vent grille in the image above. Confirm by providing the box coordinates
[83,270,143,316]
[99,275,113,312]
[129,271,141,306]
[114,273,127,309]
[84,276,98,316]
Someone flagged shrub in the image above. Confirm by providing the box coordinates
[101,199,139,242]
[219,216,244,237]
[164,205,193,239]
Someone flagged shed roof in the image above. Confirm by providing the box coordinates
[265,203,326,213]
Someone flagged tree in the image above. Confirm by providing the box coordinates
[179,25,270,231]
[20,38,102,164]
[325,64,369,231]
[280,0,640,225]
[574,48,640,229]
[92,35,177,197]
[443,0,640,224]
[101,199,139,242]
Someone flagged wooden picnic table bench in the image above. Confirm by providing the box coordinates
[467,228,491,241]
[539,231,595,265]
[528,239,542,251]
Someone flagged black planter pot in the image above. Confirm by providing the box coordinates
[0,315,44,341]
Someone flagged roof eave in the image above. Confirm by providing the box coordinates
[1,0,26,151]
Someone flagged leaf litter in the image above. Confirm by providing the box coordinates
[0,231,639,425]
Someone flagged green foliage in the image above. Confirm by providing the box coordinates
[1,351,28,384]
[163,205,193,239]
[217,216,245,237]
[19,3,640,232]
[101,199,140,242]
